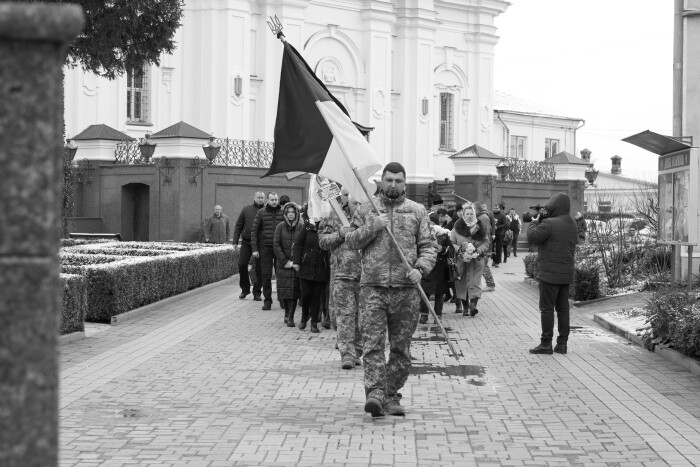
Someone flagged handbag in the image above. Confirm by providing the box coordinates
[446,255,460,282]
[248,256,258,284]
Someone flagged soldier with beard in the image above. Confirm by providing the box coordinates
[319,187,363,370]
[345,162,437,418]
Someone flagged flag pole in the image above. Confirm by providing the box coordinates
[352,168,461,361]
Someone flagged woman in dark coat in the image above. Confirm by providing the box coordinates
[293,215,331,333]
[273,203,303,327]
[418,225,455,324]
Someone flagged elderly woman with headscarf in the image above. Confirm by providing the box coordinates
[449,202,491,316]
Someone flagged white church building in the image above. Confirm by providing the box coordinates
[64,0,587,186]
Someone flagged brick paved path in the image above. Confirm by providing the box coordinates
[59,258,700,466]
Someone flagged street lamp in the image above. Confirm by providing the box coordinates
[64,139,78,161]
[584,166,599,188]
[495,159,512,180]
[138,133,157,161]
[189,136,220,184]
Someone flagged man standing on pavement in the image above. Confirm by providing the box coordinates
[492,202,507,266]
[233,191,265,300]
[345,162,437,418]
[319,187,363,370]
[251,192,283,310]
[204,205,230,244]
[527,193,578,355]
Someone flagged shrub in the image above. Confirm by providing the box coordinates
[81,245,237,322]
[571,261,600,301]
[644,286,700,359]
[60,274,87,334]
[65,246,172,257]
[60,253,129,269]
[523,253,538,278]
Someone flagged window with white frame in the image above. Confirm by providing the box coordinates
[127,66,149,123]
[545,138,559,159]
[509,135,526,158]
[439,92,454,151]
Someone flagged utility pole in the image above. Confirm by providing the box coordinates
[672,0,684,283]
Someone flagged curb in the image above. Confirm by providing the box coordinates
[573,291,638,308]
[59,276,236,345]
[594,313,700,378]
[58,331,86,345]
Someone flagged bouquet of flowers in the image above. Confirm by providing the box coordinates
[457,241,480,262]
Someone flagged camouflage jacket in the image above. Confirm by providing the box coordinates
[345,193,437,288]
[318,208,361,281]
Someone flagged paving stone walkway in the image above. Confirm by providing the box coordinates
[59,257,700,466]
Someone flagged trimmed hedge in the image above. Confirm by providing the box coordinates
[523,254,538,279]
[81,245,237,322]
[60,274,87,334]
[571,262,600,301]
[644,287,700,359]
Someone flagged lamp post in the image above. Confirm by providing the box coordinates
[189,136,221,184]
[64,139,78,161]
[483,159,512,206]
[584,166,599,188]
[138,133,157,161]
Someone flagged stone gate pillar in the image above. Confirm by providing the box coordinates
[0,3,84,466]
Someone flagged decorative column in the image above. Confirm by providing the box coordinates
[0,3,84,466]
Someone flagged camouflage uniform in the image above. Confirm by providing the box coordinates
[345,193,437,402]
[319,209,362,362]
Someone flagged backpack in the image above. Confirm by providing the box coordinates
[504,229,514,243]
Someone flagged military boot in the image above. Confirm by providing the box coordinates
[554,337,568,354]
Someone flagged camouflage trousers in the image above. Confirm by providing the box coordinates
[359,286,420,400]
[483,257,496,288]
[332,279,362,361]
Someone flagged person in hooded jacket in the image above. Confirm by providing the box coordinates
[293,212,331,333]
[273,203,303,327]
[450,202,491,316]
[527,193,578,355]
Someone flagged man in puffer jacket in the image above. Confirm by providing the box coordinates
[344,162,437,418]
[527,192,578,355]
[251,192,283,310]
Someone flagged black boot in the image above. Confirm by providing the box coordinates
[469,298,479,317]
[287,300,297,327]
[283,300,290,325]
[554,338,567,354]
[455,299,464,314]
[529,340,553,355]
[461,299,470,317]
[299,311,309,330]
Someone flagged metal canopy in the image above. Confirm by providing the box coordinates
[622,130,692,156]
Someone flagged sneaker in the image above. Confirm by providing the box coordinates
[529,342,553,355]
[553,343,568,354]
[341,358,354,370]
[310,323,320,333]
[262,301,272,311]
[364,397,385,418]
[354,357,362,366]
[322,319,331,329]
[384,394,405,416]
[253,295,262,301]
[419,315,428,324]
[239,291,250,299]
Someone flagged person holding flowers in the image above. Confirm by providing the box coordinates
[449,202,491,316]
